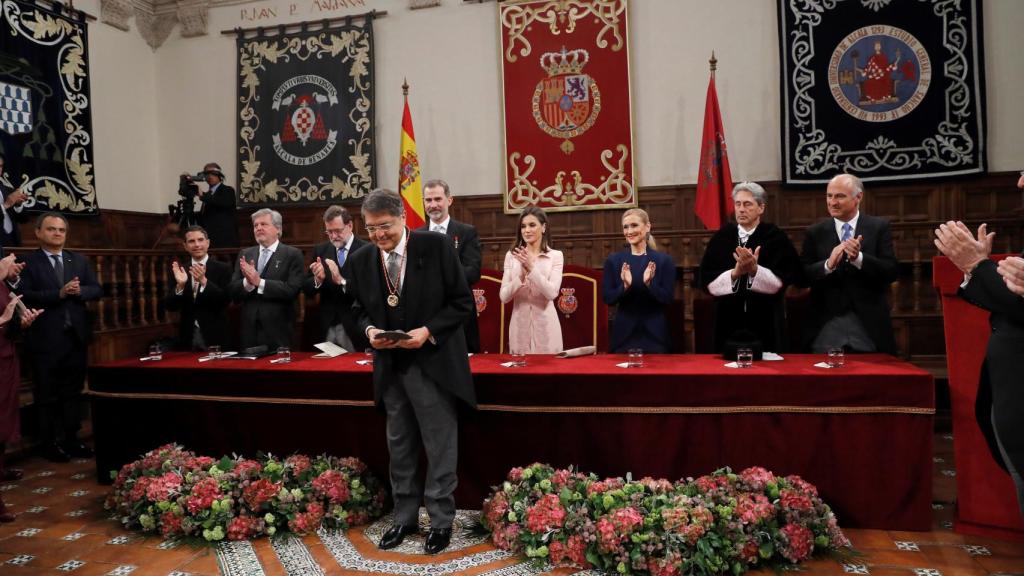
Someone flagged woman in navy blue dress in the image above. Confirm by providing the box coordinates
[602,209,676,353]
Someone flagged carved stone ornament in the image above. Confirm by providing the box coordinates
[99,0,211,49]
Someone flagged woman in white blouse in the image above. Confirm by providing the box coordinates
[499,206,564,354]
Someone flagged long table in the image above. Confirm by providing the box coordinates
[87,353,934,530]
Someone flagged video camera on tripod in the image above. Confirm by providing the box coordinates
[168,171,207,228]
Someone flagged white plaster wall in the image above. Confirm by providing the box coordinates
[79,0,161,212]
[84,0,1024,211]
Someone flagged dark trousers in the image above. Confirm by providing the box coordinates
[31,333,87,445]
[382,363,458,529]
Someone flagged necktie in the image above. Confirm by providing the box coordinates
[434,225,446,235]
[387,252,402,292]
[257,248,270,274]
[841,222,853,242]
[337,246,347,268]
[192,263,200,300]
[50,254,64,284]
[1,204,11,234]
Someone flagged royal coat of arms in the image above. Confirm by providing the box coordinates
[532,48,601,155]
[557,287,578,318]
[473,288,487,317]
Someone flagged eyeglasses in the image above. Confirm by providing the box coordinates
[365,222,397,234]
[324,228,347,236]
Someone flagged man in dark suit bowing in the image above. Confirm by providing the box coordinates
[303,205,368,352]
[419,179,482,352]
[14,212,102,462]
[346,189,474,555]
[801,173,899,354]
[164,226,232,350]
[229,208,304,351]
[196,162,239,249]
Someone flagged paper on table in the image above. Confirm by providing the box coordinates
[762,352,784,361]
[500,361,518,367]
[313,341,348,358]
[355,359,372,366]
[724,361,740,368]
[615,362,630,368]
[813,362,833,368]
[139,356,161,362]
[198,351,237,362]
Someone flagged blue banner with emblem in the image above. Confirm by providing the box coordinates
[0,0,97,213]
[778,0,985,184]
[236,15,376,207]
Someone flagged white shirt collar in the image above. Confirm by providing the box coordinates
[192,254,210,266]
[737,223,758,238]
[834,211,860,238]
[43,248,63,259]
[342,234,354,252]
[431,216,451,233]
[259,240,280,253]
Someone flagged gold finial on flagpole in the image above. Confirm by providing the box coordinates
[709,51,718,77]
[402,78,409,98]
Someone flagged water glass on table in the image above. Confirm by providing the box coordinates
[147,344,162,361]
[275,346,291,364]
[627,348,644,368]
[827,347,845,368]
[510,352,527,368]
[207,344,221,359]
[736,347,753,368]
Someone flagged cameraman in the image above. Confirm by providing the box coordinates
[197,162,239,249]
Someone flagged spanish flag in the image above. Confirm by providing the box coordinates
[398,83,425,229]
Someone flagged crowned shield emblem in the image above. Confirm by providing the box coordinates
[473,288,487,316]
[0,81,33,136]
[557,287,578,318]
[271,77,339,167]
[531,47,602,155]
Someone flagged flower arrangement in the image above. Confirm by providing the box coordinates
[105,444,386,542]
[481,463,851,575]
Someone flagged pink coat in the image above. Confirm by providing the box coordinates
[500,249,563,354]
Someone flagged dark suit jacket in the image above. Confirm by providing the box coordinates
[417,219,482,352]
[17,249,102,349]
[603,248,676,353]
[164,258,232,349]
[199,184,239,249]
[229,243,304,349]
[347,230,475,407]
[302,237,369,351]
[800,213,899,354]
[0,184,25,248]
[960,258,1024,476]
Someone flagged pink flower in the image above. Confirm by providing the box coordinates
[779,489,814,514]
[159,510,183,537]
[233,459,262,479]
[185,477,222,514]
[312,470,351,504]
[227,515,263,540]
[779,523,814,562]
[740,467,777,491]
[491,523,521,550]
[551,469,572,488]
[243,478,281,509]
[288,502,325,534]
[285,455,312,477]
[482,492,509,528]
[596,507,643,552]
[508,467,524,482]
[525,494,565,533]
[735,493,774,525]
[647,556,680,576]
[565,534,589,567]
[784,475,819,497]
[339,457,367,473]
[549,540,568,565]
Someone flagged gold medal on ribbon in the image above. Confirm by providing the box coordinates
[387,294,399,307]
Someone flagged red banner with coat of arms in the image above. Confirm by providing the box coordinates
[499,0,635,213]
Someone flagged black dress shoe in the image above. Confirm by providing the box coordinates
[63,442,94,459]
[424,527,452,554]
[41,444,71,463]
[378,524,418,550]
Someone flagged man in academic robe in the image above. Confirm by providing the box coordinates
[346,189,473,555]
[303,205,368,352]
[164,225,232,350]
[699,181,801,353]
[417,179,482,352]
[229,208,304,350]
[801,173,899,354]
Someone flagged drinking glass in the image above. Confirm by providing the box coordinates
[147,344,162,361]
[510,352,527,368]
[736,348,753,368]
[827,347,845,368]
[207,344,221,359]
[276,346,291,364]
[363,348,374,365]
[627,348,644,368]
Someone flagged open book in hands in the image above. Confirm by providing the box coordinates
[374,330,413,341]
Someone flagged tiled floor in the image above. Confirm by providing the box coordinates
[0,430,1022,575]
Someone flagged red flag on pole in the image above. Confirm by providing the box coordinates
[399,81,425,229]
[695,61,733,231]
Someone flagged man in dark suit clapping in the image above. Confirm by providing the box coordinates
[14,212,102,462]
[164,226,232,350]
[801,173,899,354]
[229,208,304,351]
[346,189,474,555]
[303,205,368,352]
[418,179,482,352]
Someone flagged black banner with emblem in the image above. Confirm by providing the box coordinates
[0,0,97,214]
[236,16,376,206]
[778,0,985,184]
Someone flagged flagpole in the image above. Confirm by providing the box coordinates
[709,51,717,78]
[403,77,409,98]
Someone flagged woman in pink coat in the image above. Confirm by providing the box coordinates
[500,206,563,354]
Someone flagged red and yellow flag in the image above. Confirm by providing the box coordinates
[695,72,734,231]
[398,89,425,229]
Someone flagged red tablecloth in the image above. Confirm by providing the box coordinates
[88,353,933,530]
